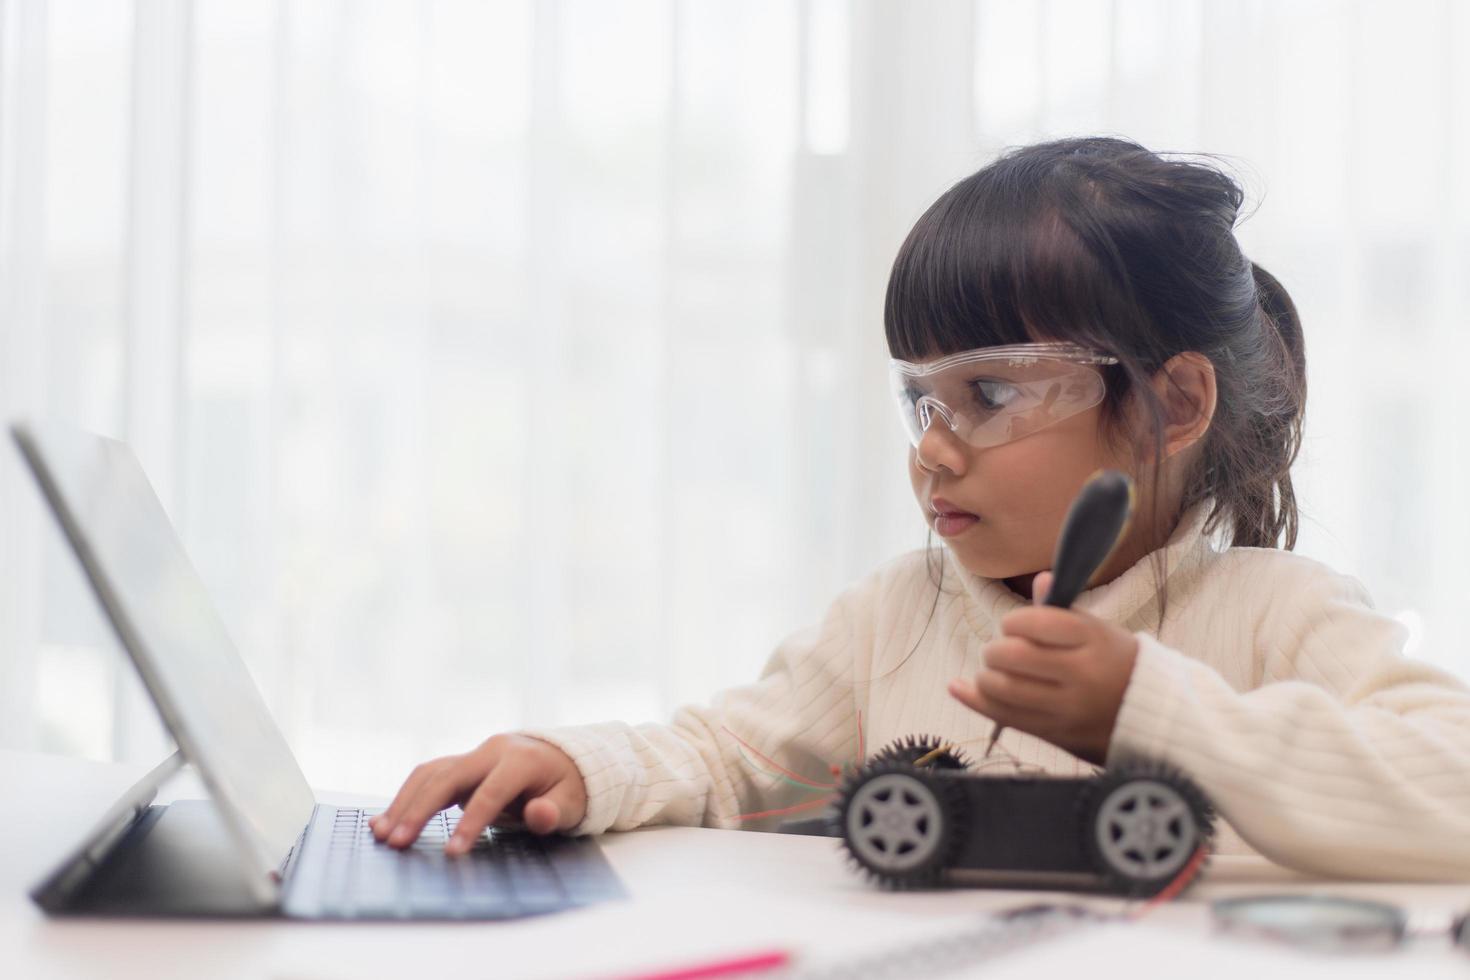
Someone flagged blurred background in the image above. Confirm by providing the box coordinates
[1,0,1466,795]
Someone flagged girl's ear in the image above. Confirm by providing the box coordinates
[1149,352,1217,460]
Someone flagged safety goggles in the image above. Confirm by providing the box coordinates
[889,343,1119,451]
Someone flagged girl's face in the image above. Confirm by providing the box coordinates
[908,399,1145,589]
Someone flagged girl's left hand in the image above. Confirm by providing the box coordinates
[947,571,1140,766]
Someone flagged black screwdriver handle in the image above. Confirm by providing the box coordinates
[1044,470,1136,609]
[982,469,1134,759]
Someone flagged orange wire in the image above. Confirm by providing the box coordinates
[721,726,837,790]
[735,796,835,822]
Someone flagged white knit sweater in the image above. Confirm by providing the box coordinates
[525,505,1470,880]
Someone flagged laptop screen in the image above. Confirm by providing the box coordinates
[12,422,315,889]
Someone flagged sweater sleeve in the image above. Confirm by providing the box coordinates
[518,575,874,836]
[1108,569,1470,880]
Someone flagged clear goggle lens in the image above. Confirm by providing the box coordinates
[889,343,1117,450]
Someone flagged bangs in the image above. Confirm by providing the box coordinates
[883,163,1144,364]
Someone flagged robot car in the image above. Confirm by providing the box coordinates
[834,735,1215,897]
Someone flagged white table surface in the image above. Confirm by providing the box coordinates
[3,748,1468,980]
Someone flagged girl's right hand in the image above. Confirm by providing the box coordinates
[368,734,588,855]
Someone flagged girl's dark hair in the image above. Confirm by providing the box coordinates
[886,137,1307,564]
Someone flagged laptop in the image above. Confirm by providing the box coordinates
[12,420,625,920]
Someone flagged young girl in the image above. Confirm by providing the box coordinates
[371,137,1470,880]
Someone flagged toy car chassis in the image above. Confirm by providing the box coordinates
[834,736,1215,897]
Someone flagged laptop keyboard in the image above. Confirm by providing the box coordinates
[313,807,612,919]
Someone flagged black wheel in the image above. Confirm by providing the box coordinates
[836,759,965,888]
[1081,761,1214,897]
[868,734,971,771]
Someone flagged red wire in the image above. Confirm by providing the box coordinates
[1130,845,1209,918]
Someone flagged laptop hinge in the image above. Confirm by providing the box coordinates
[30,750,184,912]
[276,807,315,882]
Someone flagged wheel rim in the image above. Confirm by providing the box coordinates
[1095,779,1197,880]
[845,772,944,873]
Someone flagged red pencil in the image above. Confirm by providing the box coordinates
[610,948,791,980]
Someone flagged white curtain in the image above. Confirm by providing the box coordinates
[2,0,1467,795]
